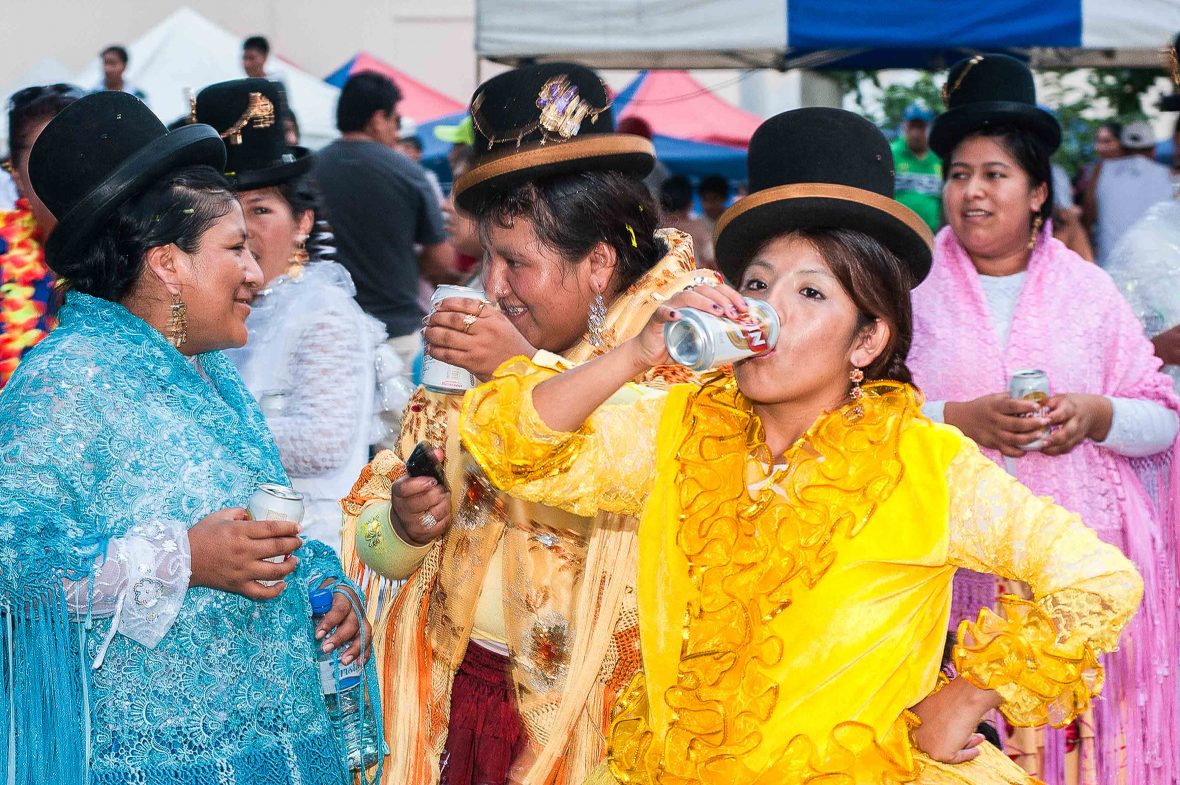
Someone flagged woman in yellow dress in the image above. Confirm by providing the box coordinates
[460,108,1142,784]
[338,63,710,785]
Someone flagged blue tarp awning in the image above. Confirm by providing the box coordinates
[476,0,1180,70]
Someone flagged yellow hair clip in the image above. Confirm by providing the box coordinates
[625,224,638,248]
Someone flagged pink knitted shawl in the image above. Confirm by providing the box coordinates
[910,227,1179,785]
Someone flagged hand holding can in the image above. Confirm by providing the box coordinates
[1008,370,1051,450]
[665,297,780,371]
[248,483,305,586]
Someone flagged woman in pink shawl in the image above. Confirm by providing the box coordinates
[910,54,1180,785]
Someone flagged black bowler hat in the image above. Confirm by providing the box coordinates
[452,62,655,213]
[29,91,225,268]
[715,108,933,286]
[929,53,1061,159]
[193,78,310,190]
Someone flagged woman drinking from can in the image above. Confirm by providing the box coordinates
[459,106,1143,785]
[908,54,1180,785]
[338,63,711,785]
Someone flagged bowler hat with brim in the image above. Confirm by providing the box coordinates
[452,62,654,214]
[194,78,310,191]
[929,53,1061,160]
[715,108,933,287]
[29,91,225,269]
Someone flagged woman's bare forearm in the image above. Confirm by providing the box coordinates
[532,339,652,432]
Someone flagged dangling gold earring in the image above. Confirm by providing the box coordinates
[287,235,309,280]
[849,366,865,417]
[167,291,188,349]
[287,235,309,279]
[1027,214,1043,250]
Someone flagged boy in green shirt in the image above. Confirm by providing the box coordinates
[891,102,941,231]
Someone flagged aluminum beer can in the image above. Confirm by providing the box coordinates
[1009,369,1051,451]
[247,483,305,586]
[664,298,780,371]
[422,284,486,394]
[258,390,290,418]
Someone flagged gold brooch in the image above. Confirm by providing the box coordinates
[941,54,984,108]
[220,92,276,145]
[470,74,610,151]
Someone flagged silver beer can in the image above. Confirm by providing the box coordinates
[422,284,487,394]
[247,483,305,586]
[664,298,780,371]
[1008,369,1051,451]
[258,390,290,418]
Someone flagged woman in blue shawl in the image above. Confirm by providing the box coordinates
[0,92,378,784]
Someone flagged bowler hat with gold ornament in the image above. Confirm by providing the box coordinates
[715,107,934,286]
[452,62,655,213]
[929,53,1061,159]
[28,90,225,269]
[193,78,310,190]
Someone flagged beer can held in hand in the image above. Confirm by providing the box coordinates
[1009,369,1051,451]
[247,483,305,586]
[665,298,780,371]
[422,284,487,395]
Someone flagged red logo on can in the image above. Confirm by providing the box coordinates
[739,315,769,353]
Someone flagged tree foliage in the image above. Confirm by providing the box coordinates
[832,66,1163,176]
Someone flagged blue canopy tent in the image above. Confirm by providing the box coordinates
[475,0,1180,70]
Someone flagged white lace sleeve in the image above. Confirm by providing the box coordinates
[62,519,190,650]
[265,302,371,477]
[1096,396,1179,457]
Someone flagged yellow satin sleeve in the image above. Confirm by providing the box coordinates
[460,357,668,518]
[944,436,1144,728]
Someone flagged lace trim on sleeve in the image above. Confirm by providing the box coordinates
[945,438,1143,727]
[953,595,1103,727]
[460,357,661,518]
[63,518,190,657]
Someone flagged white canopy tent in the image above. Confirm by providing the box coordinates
[475,0,1180,70]
[70,7,341,149]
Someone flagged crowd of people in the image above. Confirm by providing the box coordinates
[0,31,1178,785]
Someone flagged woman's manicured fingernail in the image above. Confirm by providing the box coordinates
[322,642,335,653]
[668,309,679,319]
[711,304,723,312]
[316,629,326,640]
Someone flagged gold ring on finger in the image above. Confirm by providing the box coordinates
[476,300,487,315]
[462,314,477,334]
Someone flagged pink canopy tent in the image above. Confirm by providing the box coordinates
[614,70,763,149]
[326,52,465,121]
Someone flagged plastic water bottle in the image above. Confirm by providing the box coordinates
[309,588,381,771]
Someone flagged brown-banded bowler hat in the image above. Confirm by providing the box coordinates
[193,78,310,190]
[452,63,655,213]
[714,107,933,286]
[929,53,1061,159]
[28,91,225,270]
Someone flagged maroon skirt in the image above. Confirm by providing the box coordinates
[441,642,527,785]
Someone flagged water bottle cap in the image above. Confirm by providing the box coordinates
[308,588,334,614]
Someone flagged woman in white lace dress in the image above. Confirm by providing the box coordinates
[196,78,386,551]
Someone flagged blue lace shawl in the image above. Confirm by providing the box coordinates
[0,293,381,784]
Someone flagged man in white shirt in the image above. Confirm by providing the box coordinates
[1088,121,1175,264]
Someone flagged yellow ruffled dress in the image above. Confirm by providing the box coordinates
[460,361,1143,785]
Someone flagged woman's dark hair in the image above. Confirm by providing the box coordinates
[476,169,661,293]
[7,84,84,165]
[750,227,914,384]
[337,73,402,134]
[698,174,730,199]
[1100,120,1123,142]
[58,165,237,302]
[273,172,328,259]
[945,124,1054,225]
